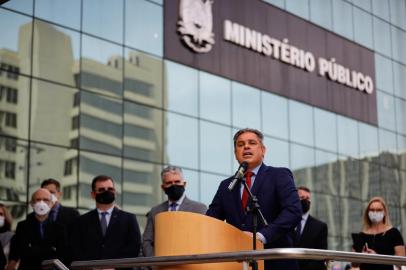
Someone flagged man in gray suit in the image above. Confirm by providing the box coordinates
[142,165,207,257]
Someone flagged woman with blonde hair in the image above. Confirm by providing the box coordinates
[352,197,405,270]
[0,203,14,268]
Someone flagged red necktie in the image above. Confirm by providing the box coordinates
[242,171,254,210]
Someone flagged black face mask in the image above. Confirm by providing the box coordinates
[95,190,115,204]
[301,199,310,213]
[164,185,185,201]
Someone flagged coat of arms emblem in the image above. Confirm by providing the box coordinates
[178,0,215,53]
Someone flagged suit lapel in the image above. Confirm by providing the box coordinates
[91,209,104,238]
[250,164,266,197]
[105,207,119,238]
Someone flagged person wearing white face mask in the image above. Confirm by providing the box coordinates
[351,196,405,270]
[6,188,67,270]
[0,204,13,270]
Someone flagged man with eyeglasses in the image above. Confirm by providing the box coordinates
[7,188,67,270]
[71,175,141,269]
[142,166,207,257]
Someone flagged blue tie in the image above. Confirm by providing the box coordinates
[100,212,108,236]
[170,202,177,211]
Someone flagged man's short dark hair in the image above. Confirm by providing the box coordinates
[91,175,114,191]
[297,186,311,193]
[233,128,264,148]
[41,178,61,191]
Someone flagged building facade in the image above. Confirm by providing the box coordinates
[0,0,405,253]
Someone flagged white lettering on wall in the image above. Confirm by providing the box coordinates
[223,20,374,94]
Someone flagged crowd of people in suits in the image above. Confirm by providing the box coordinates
[0,128,403,270]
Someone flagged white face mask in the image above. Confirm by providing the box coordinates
[0,216,5,227]
[50,193,58,204]
[368,211,385,223]
[32,201,51,216]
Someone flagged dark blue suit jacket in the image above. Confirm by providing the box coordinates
[206,163,302,270]
[71,207,141,265]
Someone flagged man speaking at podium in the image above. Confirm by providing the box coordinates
[207,128,302,270]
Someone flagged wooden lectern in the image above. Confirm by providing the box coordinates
[155,211,264,270]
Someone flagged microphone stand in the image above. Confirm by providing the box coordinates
[241,178,268,270]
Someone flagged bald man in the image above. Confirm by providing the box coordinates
[7,188,67,270]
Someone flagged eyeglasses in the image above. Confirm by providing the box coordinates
[95,187,115,193]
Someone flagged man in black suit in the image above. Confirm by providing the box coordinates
[8,188,67,270]
[71,175,141,267]
[294,186,328,270]
[41,178,80,229]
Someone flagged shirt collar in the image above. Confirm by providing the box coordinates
[168,192,186,207]
[97,205,115,215]
[249,163,262,175]
[302,211,310,221]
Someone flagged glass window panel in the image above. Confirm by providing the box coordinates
[286,0,309,19]
[395,98,406,135]
[164,112,198,169]
[34,0,81,30]
[82,0,123,43]
[200,172,227,207]
[393,62,406,99]
[314,108,337,152]
[389,0,406,30]
[29,143,78,208]
[0,75,30,140]
[341,197,363,238]
[261,91,288,140]
[398,135,406,170]
[371,0,390,21]
[125,0,163,56]
[263,0,284,9]
[289,100,314,146]
[32,22,80,86]
[165,61,198,117]
[123,101,162,163]
[358,122,379,158]
[122,160,161,215]
[353,7,373,49]
[310,0,332,30]
[332,0,354,40]
[400,171,406,233]
[379,128,397,154]
[342,157,362,199]
[313,193,341,237]
[232,82,261,130]
[352,0,372,11]
[377,91,396,131]
[124,49,163,108]
[337,116,359,157]
[80,91,123,156]
[199,71,231,125]
[182,169,199,202]
[374,54,393,94]
[200,121,232,175]
[81,35,123,98]
[290,143,315,186]
[78,151,122,209]
[0,9,32,75]
[391,26,406,65]
[2,0,33,15]
[360,159,380,199]
[380,166,400,206]
[263,136,289,168]
[314,150,340,195]
[373,18,391,58]
[30,80,78,146]
[0,137,28,203]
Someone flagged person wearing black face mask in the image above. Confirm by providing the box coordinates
[142,166,207,257]
[70,175,141,269]
[293,186,328,270]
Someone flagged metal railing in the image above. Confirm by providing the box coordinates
[42,248,406,269]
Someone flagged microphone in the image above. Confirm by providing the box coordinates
[228,161,248,191]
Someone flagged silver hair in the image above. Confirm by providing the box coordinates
[161,165,183,182]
